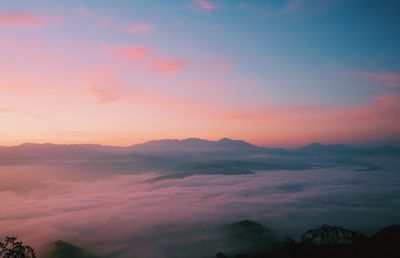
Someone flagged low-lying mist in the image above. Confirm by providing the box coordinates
[1,163,399,257]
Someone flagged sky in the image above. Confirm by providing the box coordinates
[0,0,399,147]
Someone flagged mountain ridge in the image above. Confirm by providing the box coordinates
[1,138,398,154]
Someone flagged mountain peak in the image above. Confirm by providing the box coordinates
[218,137,234,142]
[217,138,257,147]
[182,138,211,143]
[223,220,274,240]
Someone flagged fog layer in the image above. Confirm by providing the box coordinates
[1,163,399,257]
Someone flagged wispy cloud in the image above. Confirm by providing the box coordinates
[283,0,341,16]
[0,108,48,119]
[104,43,188,74]
[209,56,232,72]
[150,60,188,72]
[86,68,122,104]
[190,0,218,13]
[0,12,62,27]
[96,18,112,30]
[342,71,400,88]
[110,45,151,59]
[77,7,91,17]
[376,94,400,103]
[233,0,340,18]
[124,22,154,33]
[89,87,119,103]
[285,0,303,13]
[217,94,400,123]
[340,94,400,120]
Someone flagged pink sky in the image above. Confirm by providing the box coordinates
[0,1,399,146]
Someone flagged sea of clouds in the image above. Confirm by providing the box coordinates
[0,164,399,257]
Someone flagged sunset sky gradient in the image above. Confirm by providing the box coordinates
[1,0,399,146]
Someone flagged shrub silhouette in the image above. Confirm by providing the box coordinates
[300,224,368,245]
[218,224,400,258]
[285,225,370,258]
[0,237,36,258]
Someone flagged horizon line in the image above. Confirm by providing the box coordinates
[1,136,399,149]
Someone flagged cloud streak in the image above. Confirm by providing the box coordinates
[190,0,218,12]
[283,0,341,15]
[89,88,119,103]
[124,22,154,33]
[344,71,400,88]
[110,45,151,59]
[0,108,48,119]
[150,60,188,72]
[0,12,62,27]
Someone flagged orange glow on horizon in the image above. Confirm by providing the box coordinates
[0,6,399,148]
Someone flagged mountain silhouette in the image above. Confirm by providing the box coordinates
[218,220,281,256]
[369,225,400,258]
[42,240,99,258]
[1,139,399,160]
[222,220,274,240]
[1,138,398,181]
[295,143,400,156]
[127,138,262,159]
[217,223,400,258]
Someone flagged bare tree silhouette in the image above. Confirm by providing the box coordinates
[300,224,368,245]
[0,237,36,258]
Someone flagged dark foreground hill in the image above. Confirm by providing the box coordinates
[42,240,98,258]
[3,223,399,258]
[217,223,400,258]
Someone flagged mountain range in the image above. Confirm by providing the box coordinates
[1,138,399,159]
[1,138,399,181]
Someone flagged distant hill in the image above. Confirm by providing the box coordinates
[11,222,400,258]
[1,139,399,161]
[369,225,400,258]
[0,143,121,160]
[129,138,400,159]
[216,223,400,258]
[0,139,398,179]
[295,143,400,156]
[219,220,280,256]
[0,143,174,171]
[42,240,99,258]
[222,220,274,240]
[127,138,264,160]
[130,138,258,150]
